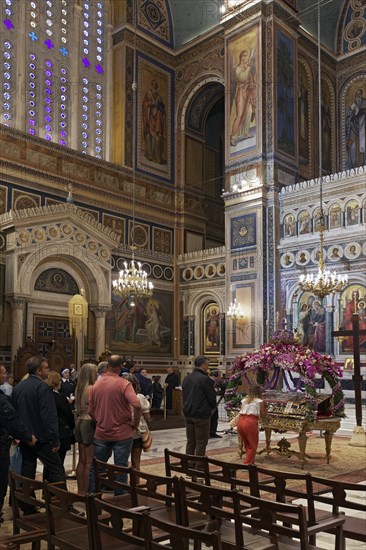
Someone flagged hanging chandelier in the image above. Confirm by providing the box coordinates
[112,0,153,307]
[227,298,249,332]
[112,247,153,305]
[298,0,347,300]
[298,217,347,299]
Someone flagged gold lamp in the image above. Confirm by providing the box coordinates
[298,0,347,299]
[112,1,153,307]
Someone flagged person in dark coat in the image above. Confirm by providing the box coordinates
[182,356,216,456]
[0,365,36,523]
[44,371,75,479]
[151,376,163,409]
[12,356,66,510]
[135,368,153,400]
[164,367,179,410]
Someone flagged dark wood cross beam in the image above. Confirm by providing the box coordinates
[332,314,366,428]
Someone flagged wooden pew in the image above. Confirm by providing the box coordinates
[87,494,149,550]
[309,475,366,545]
[145,514,223,550]
[233,491,345,550]
[164,448,210,484]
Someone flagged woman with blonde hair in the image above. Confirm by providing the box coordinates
[74,363,98,495]
[237,384,267,465]
[44,370,75,479]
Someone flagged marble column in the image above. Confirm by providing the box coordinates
[7,296,28,363]
[188,316,195,357]
[90,305,111,360]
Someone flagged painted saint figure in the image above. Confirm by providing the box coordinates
[142,79,166,164]
[345,88,366,169]
[230,48,256,146]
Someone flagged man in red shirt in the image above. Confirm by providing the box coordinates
[88,355,141,492]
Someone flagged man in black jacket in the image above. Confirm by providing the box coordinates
[0,365,36,522]
[12,356,66,492]
[182,356,217,456]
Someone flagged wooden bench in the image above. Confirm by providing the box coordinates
[178,477,273,549]
[309,475,366,545]
[93,458,134,507]
[0,529,45,550]
[87,494,149,550]
[9,471,48,550]
[164,448,210,484]
[44,482,94,550]
[145,514,223,550]
[233,491,345,550]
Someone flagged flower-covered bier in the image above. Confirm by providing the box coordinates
[224,340,345,422]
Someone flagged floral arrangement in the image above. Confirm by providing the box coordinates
[224,330,345,421]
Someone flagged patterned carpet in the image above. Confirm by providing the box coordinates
[141,434,366,482]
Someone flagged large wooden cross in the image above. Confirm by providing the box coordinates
[332,313,366,427]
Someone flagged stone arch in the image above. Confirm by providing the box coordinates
[17,242,110,304]
[185,289,225,356]
[177,74,225,132]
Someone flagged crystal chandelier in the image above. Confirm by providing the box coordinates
[112,247,153,306]
[298,218,347,299]
[298,0,347,300]
[112,2,153,307]
[227,298,249,332]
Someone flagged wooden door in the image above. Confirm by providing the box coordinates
[34,316,74,371]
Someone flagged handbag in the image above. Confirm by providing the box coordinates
[141,429,153,452]
[229,413,240,428]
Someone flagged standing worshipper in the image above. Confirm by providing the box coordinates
[0,369,14,397]
[88,355,141,492]
[60,367,76,406]
[151,375,163,409]
[135,368,153,400]
[236,384,267,465]
[182,356,217,456]
[44,371,75,478]
[209,370,222,439]
[123,373,151,479]
[164,367,179,410]
[12,356,66,509]
[0,365,36,524]
[74,363,98,495]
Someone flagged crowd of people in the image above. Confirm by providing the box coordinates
[0,353,264,521]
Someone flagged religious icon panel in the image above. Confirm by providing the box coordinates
[204,303,221,355]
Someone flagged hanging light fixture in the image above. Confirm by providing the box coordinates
[227,298,249,332]
[298,0,347,299]
[112,0,153,306]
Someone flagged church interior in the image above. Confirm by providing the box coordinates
[0,1,365,547]
[0,0,365,391]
